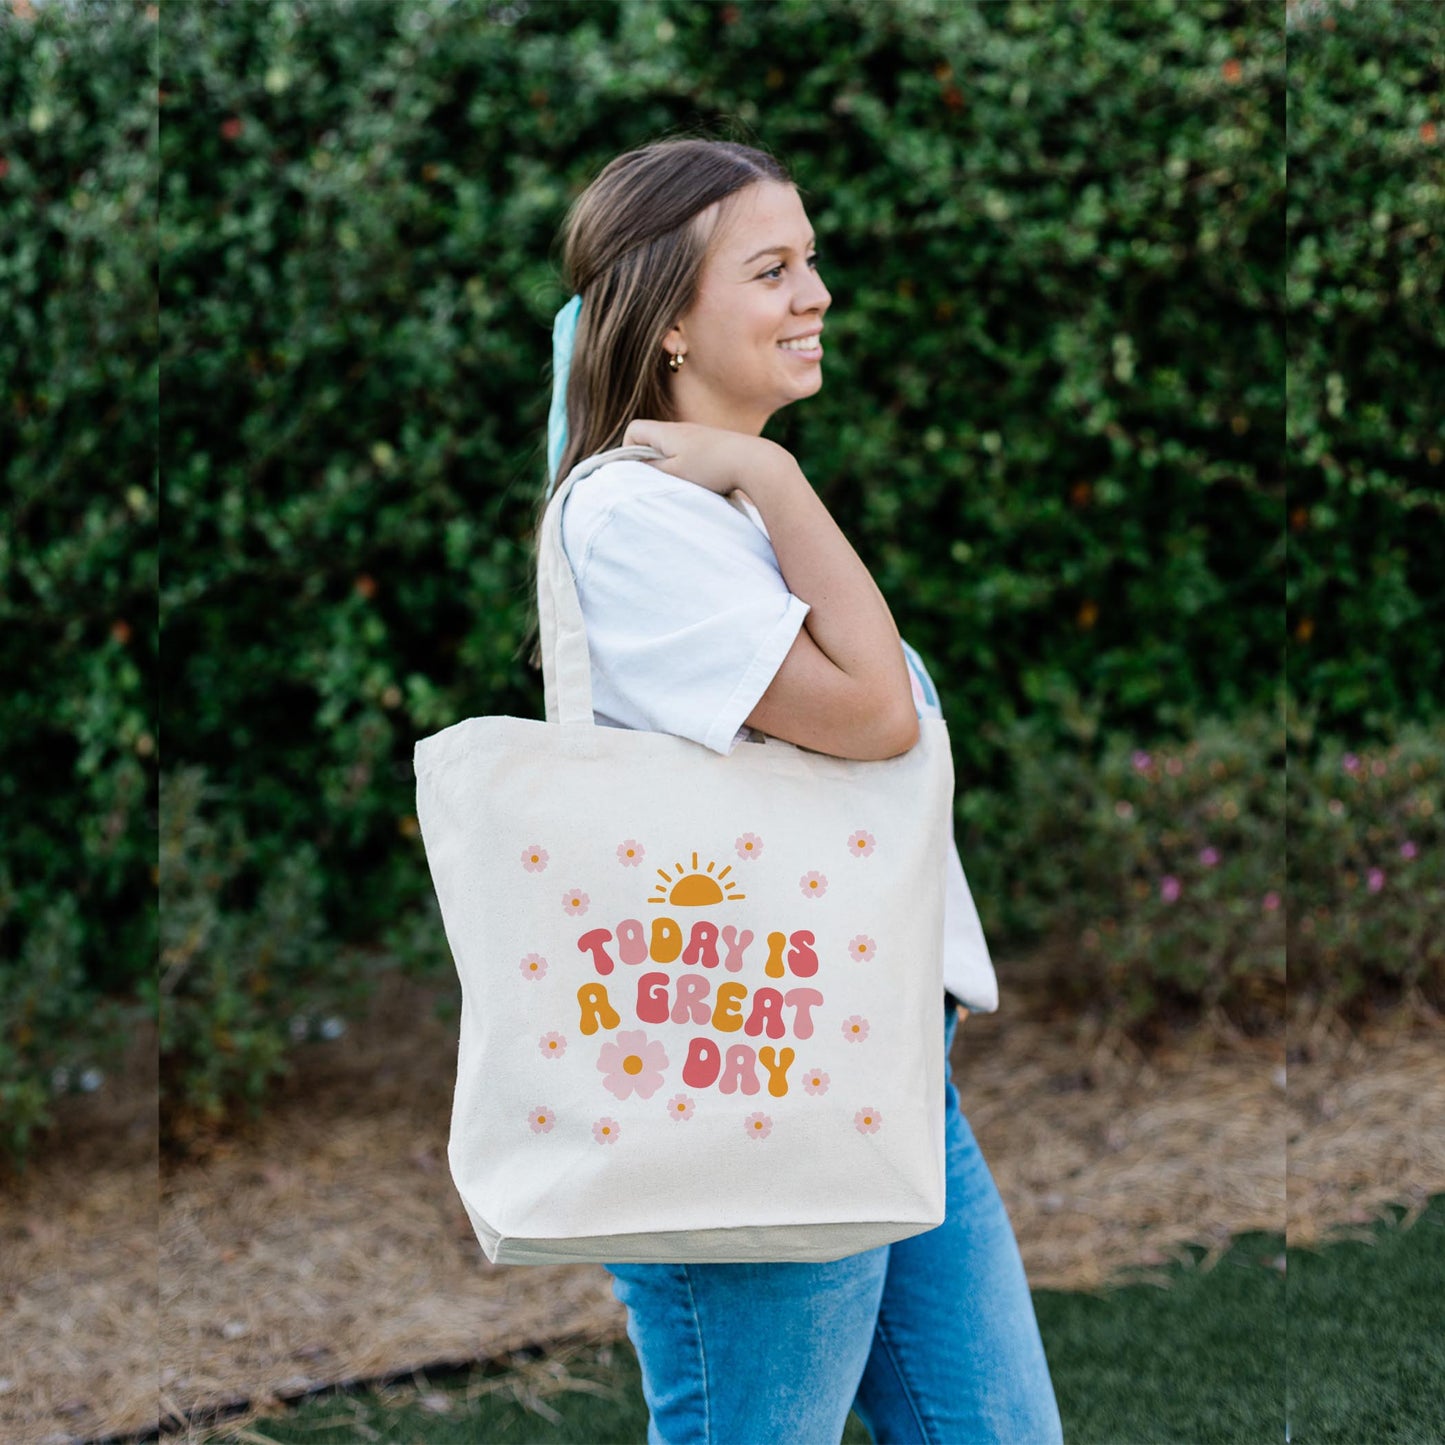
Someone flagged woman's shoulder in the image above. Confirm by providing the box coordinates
[561,458,769,569]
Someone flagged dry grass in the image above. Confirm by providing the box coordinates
[1,970,1439,1443]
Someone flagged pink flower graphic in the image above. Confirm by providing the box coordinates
[528,1106,555,1135]
[666,1093,695,1121]
[736,832,764,861]
[521,845,549,872]
[854,1106,883,1135]
[799,870,828,899]
[539,1031,566,1059]
[744,1112,773,1140]
[803,1069,830,1096]
[597,1029,670,1101]
[562,889,590,916]
[848,934,877,962]
[617,839,645,867]
[593,1117,621,1145]
[842,1015,870,1043]
[1159,875,1181,903]
[519,952,548,981]
[847,830,877,858]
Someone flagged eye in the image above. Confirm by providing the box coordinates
[762,253,821,280]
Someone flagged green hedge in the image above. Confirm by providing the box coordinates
[10,0,1439,1156]
[1285,0,1445,729]
[0,1,157,1168]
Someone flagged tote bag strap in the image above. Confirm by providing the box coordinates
[538,445,668,726]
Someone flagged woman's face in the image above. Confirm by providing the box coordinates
[663,181,831,435]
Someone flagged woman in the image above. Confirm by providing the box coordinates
[530,136,1064,1445]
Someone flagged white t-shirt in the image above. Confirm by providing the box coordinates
[558,457,999,1013]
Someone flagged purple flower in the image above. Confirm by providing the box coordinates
[1198,846,1220,867]
[1342,753,1361,775]
[1132,750,1152,773]
[1401,841,1418,860]
[1367,868,1385,893]
[1159,875,1181,903]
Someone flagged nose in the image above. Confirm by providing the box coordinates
[798,264,830,315]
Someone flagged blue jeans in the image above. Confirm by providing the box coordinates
[605,1007,1065,1444]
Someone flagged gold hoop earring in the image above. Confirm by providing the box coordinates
[668,351,686,372]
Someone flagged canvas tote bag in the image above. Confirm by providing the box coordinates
[413,445,955,1264]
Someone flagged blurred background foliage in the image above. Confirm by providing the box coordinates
[1,0,1438,1162]
[1,0,157,1166]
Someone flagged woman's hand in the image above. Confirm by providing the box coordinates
[621,419,789,497]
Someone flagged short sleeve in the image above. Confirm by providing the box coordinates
[565,474,811,755]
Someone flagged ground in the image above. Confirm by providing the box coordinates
[1,967,1439,1443]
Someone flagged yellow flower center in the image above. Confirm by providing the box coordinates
[626,849,634,857]
[864,1115,873,1125]
[858,944,867,953]
[623,1055,643,1075]
[601,1126,611,1135]
[677,1102,687,1112]
[851,1025,860,1033]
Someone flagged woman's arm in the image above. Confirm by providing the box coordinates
[622,420,919,761]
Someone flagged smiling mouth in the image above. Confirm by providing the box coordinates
[777,339,824,357]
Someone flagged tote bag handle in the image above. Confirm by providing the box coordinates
[536,444,671,727]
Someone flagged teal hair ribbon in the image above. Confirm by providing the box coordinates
[546,292,583,500]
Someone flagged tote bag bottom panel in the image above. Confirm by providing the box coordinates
[466,1208,945,1265]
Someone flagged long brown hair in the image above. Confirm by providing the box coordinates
[522,136,794,671]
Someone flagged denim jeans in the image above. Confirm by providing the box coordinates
[604,1006,1066,1444]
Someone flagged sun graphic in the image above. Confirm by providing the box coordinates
[648,850,748,907]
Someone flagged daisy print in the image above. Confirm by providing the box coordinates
[521,845,549,872]
[735,832,764,861]
[617,839,645,867]
[562,889,589,916]
[538,1031,566,1059]
[744,1112,773,1141]
[855,1106,883,1135]
[847,830,877,858]
[666,1093,695,1121]
[842,1015,870,1043]
[528,1106,555,1134]
[799,870,828,899]
[519,952,548,981]
[597,1029,670,1101]
[848,934,877,962]
[593,1117,621,1145]
[802,1069,830,1096]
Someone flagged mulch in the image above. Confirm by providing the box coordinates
[2,968,1440,1444]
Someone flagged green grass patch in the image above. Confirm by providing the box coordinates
[1286,1194,1445,1444]
[240,1204,1443,1443]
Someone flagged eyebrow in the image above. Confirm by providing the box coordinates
[741,236,817,267]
